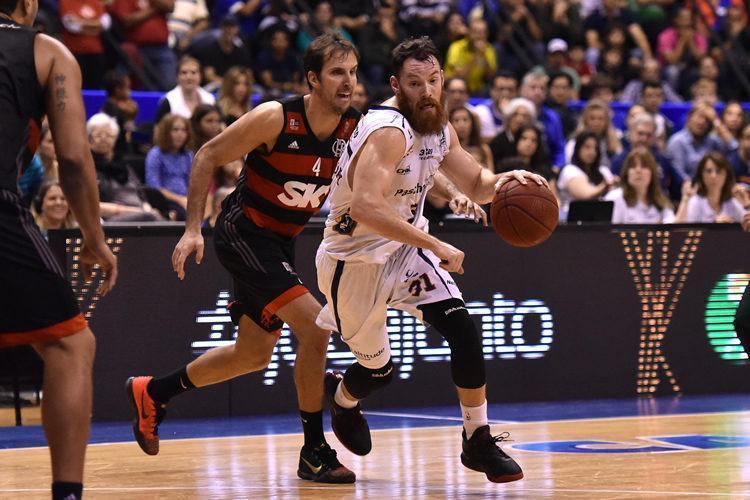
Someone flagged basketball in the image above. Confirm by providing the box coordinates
[491,179,558,247]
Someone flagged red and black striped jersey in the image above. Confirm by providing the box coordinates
[235,96,360,238]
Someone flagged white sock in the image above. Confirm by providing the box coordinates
[334,381,358,409]
[461,401,488,439]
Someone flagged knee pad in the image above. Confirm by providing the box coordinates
[343,360,395,400]
[419,298,486,389]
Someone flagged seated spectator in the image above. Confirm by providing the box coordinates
[605,148,675,223]
[88,113,164,222]
[60,0,111,89]
[679,54,720,102]
[189,14,252,91]
[691,77,719,107]
[694,0,746,34]
[728,123,750,186]
[351,82,370,113]
[596,44,627,93]
[434,11,467,61]
[537,38,581,93]
[108,0,177,90]
[545,72,578,139]
[520,71,566,168]
[496,124,555,183]
[32,180,77,235]
[714,4,750,100]
[101,71,139,156]
[255,27,304,96]
[665,103,738,184]
[557,131,615,220]
[587,73,616,104]
[20,124,56,203]
[568,43,594,93]
[445,77,476,114]
[474,70,518,143]
[565,99,622,167]
[620,58,682,104]
[444,18,497,95]
[494,0,544,75]
[358,0,405,89]
[534,0,584,48]
[657,8,707,90]
[722,101,746,140]
[297,1,352,53]
[156,56,216,122]
[167,0,209,52]
[211,0,263,39]
[640,80,673,150]
[584,0,653,63]
[217,66,253,126]
[145,114,193,219]
[676,151,750,222]
[449,107,493,171]
[398,0,451,38]
[489,97,537,169]
[330,0,373,38]
[189,104,223,152]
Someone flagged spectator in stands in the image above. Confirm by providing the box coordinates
[37,124,59,181]
[167,0,209,52]
[495,124,555,184]
[20,124,56,203]
[605,148,675,223]
[88,113,163,221]
[568,43,594,93]
[108,0,177,90]
[520,71,565,168]
[102,71,139,156]
[657,7,707,90]
[588,73,616,104]
[211,0,263,39]
[728,123,750,186]
[32,180,77,234]
[690,77,719,107]
[493,0,543,75]
[722,101,746,140]
[693,0,746,33]
[255,27,304,95]
[449,106,493,171]
[557,131,615,221]
[256,0,301,40]
[621,58,682,104]
[444,17,496,95]
[676,151,750,222]
[666,103,738,184]
[189,104,223,152]
[714,4,750,100]
[156,56,216,122]
[639,80,672,150]
[565,99,622,167]
[534,0,583,45]
[596,43,627,93]
[190,14,252,91]
[330,0,373,38]
[351,82,369,113]
[60,0,111,89]
[545,72,578,139]
[538,39,580,93]
[358,0,405,89]
[475,71,518,143]
[297,1,352,53]
[584,0,653,64]
[434,11,467,60]
[489,97,540,170]
[217,66,253,126]
[611,112,680,201]
[680,53,720,102]
[146,114,193,219]
[398,0,451,38]
[445,77,475,114]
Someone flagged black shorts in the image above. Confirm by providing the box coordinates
[214,203,309,334]
[0,190,86,348]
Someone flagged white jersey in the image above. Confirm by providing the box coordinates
[320,105,451,264]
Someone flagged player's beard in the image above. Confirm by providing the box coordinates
[398,91,447,135]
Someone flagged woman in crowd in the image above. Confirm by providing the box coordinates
[565,99,622,166]
[676,151,750,222]
[449,106,493,171]
[496,125,554,179]
[32,180,77,236]
[605,148,675,223]
[217,66,254,126]
[145,114,193,220]
[156,56,216,122]
[722,101,746,140]
[489,97,537,168]
[558,131,616,220]
[190,104,224,152]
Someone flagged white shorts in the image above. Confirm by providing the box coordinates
[316,244,463,369]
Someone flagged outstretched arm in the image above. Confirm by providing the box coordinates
[430,171,487,225]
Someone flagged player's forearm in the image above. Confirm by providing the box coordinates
[58,158,106,244]
[430,171,461,202]
[469,169,501,205]
[351,198,441,252]
[184,148,220,232]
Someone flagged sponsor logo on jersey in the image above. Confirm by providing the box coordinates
[394,183,425,196]
[396,166,411,175]
[288,140,299,150]
[277,181,329,208]
[332,138,346,158]
[419,147,434,160]
[333,212,357,235]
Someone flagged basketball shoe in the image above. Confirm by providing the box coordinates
[324,371,372,456]
[297,442,356,483]
[460,426,524,483]
[126,376,166,455]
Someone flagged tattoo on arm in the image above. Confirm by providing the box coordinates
[54,73,66,112]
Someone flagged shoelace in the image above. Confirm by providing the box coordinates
[315,444,341,466]
[488,432,513,458]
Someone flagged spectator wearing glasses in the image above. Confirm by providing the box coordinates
[474,71,518,143]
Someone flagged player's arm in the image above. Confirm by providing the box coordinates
[430,171,487,225]
[37,35,117,293]
[349,128,464,273]
[440,123,547,205]
[173,101,283,279]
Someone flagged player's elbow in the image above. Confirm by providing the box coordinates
[194,143,221,173]
[350,195,379,224]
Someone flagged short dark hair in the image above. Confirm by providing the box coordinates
[103,71,128,96]
[303,32,359,89]
[549,72,573,87]
[0,0,16,15]
[391,36,440,76]
[642,80,662,93]
[493,69,517,83]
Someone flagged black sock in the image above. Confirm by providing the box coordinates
[52,482,82,500]
[147,366,195,404]
[300,410,325,449]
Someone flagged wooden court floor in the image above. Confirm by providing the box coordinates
[2,410,750,499]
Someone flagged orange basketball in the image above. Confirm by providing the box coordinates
[491,179,558,247]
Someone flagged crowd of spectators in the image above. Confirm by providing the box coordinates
[23,0,750,227]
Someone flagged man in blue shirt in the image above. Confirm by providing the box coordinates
[520,71,565,169]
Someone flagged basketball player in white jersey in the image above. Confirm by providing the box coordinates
[315,37,548,483]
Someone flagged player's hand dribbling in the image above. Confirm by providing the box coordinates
[172,230,204,280]
[495,170,549,193]
[432,240,464,275]
[449,194,488,225]
[80,238,118,296]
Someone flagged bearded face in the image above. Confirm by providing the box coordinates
[396,83,447,135]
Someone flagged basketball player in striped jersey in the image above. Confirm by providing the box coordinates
[0,0,118,498]
[125,33,361,482]
[316,37,547,483]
